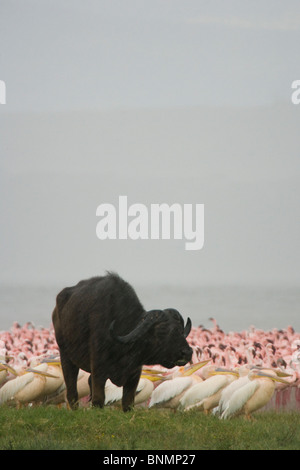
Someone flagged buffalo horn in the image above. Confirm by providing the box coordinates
[184,317,192,338]
[109,313,157,344]
[110,311,192,344]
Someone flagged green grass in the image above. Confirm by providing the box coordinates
[0,405,299,450]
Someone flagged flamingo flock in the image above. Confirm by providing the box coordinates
[0,318,299,417]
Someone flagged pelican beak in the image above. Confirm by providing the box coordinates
[209,367,239,377]
[44,361,61,367]
[0,364,18,375]
[142,368,164,375]
[183,360,211,376]
[253,371,290,384]
[25,368,60,379]
[40,358,61,365]
[140,374,163,382]
[274,370,292,378]
[253,366,292,378]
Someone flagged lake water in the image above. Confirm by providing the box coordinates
[0,283,299,334]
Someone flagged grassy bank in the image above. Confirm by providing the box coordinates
[0,406,299,450]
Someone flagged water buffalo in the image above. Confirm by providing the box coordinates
[52,272,193,411]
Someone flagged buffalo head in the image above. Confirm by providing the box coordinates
[110,308,193,369]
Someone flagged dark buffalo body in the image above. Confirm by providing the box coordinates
[52,273,193,411]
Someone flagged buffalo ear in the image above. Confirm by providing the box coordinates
[184,317,192,338]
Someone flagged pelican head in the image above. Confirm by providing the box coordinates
[249,370,290,384]
[250,365,292,378]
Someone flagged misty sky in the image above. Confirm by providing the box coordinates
[0,1,300,289]
[1,1,300,111]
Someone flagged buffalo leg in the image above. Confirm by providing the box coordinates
[60,351,79,409]
[122,371,141,412]
[90,370,106,408]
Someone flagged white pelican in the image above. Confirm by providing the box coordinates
[215,365,252,417]
[0,371,34,405]
[105,373,163,407]
[0,363,60,407]
[220,369,289,420]
[179,367,239,413]
[148,360,210,410]
[32,359,64,402]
